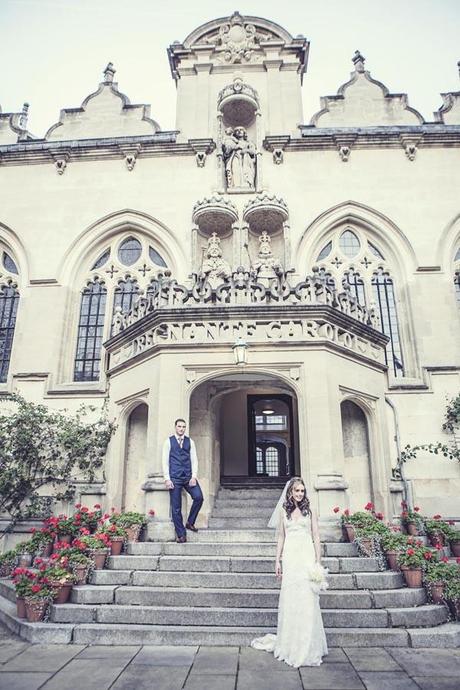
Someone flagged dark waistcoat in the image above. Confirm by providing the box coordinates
[169,435,192,480]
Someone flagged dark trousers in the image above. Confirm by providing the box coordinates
[169,478,204,538]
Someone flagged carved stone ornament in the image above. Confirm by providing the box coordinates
[125,152,138,171]
[200,232,231,288]
[222,126,257,190]
[273,148,284,165]
[217,78,259,109]
[55,158,67,175]
[212,12,262,64]
[252,231,282,284]
[195,151,207,168]
[338,145,350,162]
[404,143,417,161]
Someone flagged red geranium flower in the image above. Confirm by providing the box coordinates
[414,506,420,512]
[148,509,155,516]
[407,548,415,556]
[94,504,101,509]
[375,512,384,521]
[364,502,374,511]
[81,506,89,513]
[423,551,433,560]
[433,514,442,520]
[31,584,41,593]
[344,509,350,517]
[441,556,449,563]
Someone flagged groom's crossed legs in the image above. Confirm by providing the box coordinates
[169,479,204,539]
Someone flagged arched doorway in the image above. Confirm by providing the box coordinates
[189,372,299,503]
[340,400,373,510]
[122,403,148,511]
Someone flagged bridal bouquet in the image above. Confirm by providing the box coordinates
[307,562,329,594]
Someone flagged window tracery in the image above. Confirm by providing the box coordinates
[0,246,20,383]
[73,233,168,382]
[454,246,460,306]
[315,226,405,377]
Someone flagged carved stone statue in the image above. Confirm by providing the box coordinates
[252,231,282,285]
[200,232,231,288]
[222,126,257,190]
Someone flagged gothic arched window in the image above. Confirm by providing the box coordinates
[454,246,460,307]
[73,234,168,382]
[315,226,405,377]
[0,249,20,383]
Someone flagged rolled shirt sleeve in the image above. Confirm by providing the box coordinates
[190,439,198,479]
[162,438,171,482]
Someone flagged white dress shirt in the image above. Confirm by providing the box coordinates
[162,435,198,482]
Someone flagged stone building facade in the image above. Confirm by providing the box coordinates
[1,12,459,537]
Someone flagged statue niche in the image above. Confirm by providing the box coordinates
[200,232,231,288]
[222,125,257,191]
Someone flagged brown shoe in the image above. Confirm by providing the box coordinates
[186,523,198,533]
[176,535,187,543]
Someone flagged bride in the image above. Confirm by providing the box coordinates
[251,477,328,667]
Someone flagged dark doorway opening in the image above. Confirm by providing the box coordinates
[247,394,295,478]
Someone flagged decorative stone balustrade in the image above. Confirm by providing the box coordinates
[111,266,378,337]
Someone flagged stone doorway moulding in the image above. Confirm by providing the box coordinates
[188,370,300,502]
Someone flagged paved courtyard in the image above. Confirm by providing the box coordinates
[0,623,459,690]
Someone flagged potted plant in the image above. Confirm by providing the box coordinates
[76,533,110,569]
[0,551,18,577]
[424,559,458,604]
[73,504,102,533]
[444,578,460,621]
[68,551,93,585]
[397,542,434,588]
[42,564,75,604]
[24,583,54,622]
[11,567,36,618]
[449,529,460,557]
[30,527,54,558]
[15,541,35,568]
[424,516,451,547]
[380,531,408,571]
[333,505,377,543]
[400,504,423,536]
[109,511,147,542]
[97,523,127,556]
[354,521,390,557]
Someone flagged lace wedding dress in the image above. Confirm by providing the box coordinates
[251,513,328,667]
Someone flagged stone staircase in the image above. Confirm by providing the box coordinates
[0,487,459,647]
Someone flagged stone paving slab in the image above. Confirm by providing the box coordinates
[38,658,132,690]
[299,662,365,689]
[237,669,302,689]
[358,671,420,690]
[0,672,53,690]
[185,673,236,690]
[191,646,239,674]
[412,678,460,690]
[132,644,198,667]
[0,643,84,672]
[386,647,460,676]
[76,644,141,661]
[343,647,403,671]
[110,665,190,690]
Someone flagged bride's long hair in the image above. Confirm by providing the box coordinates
[283,477,311,519]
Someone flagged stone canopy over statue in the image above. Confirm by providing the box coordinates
[222,126,257,190]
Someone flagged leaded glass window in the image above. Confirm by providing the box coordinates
[112,279,140,333]
[455,272,460,306]
[149,246,167,267]
[74,280,107,382]
[372,270,404,377]
[317,241,332,261]
[91,249,110,270]
[118,237,142,266]
[339,230,360,258]
[3,252,18,274]
[343,270,366,306]
[0,284,19,382]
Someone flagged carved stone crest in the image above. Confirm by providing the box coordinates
[215,12,260,64]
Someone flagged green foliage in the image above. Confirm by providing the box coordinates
[443,394,460,433]
[380,531,408,552]
[444,578,460,601]
[109,511,147,527]
[424,560,458,583]
[0,394,115,527]
[355,522,390,538]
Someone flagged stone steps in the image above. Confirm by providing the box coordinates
[208,517,275,529]
[71,585,428,610]
[49,602,449,628]
[107,554,380,574]
[126,540,357,557]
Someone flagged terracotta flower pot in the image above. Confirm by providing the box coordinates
[359,537,373,555]
[406,522,418,536]
[58,534,72,544]
[450,540,460,557]
[25,598,48,622]
[428,530,445,547]
[402,567,423,588]
[385,550,400,571]
[50,582,72,604]
[16,597,26,619]
[73,565,88,585]
[343,524,355,543]
[110,537,124,556]
[90,549,108,569]
[41,542,53,558]
[429,581,445,604]
[17,553,33,568]
[124,525,141,542]
[447,598,460,621]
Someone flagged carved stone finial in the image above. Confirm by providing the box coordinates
[352,50,366,73]
[103,62,116,83]
[19,102,29,130]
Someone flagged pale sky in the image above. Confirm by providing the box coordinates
[1,0,459,137]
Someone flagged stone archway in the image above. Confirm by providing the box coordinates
[122,403,149,512]
[340,399,374,510]
[189,371,300,521]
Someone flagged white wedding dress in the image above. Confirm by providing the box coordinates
[251,513,328,667]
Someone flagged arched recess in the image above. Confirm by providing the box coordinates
[0,224,28,385]
[436,213,460,309]
[340,399,374,511]
[122,402,149,512]
[296,201,418,379]
[57,210,186,384]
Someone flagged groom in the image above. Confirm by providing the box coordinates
[162,418,204,543]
